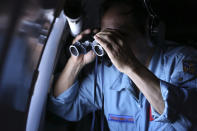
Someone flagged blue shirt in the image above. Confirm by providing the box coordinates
[48,45,197,131]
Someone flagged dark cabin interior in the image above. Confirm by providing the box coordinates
[0,0,197,130]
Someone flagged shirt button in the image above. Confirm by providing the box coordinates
[178,77,183,81]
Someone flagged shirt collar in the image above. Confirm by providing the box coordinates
[109,73,132,91]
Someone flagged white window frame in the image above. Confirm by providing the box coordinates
[26,11,67,131]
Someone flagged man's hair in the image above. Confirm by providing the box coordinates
[101,0,149,35]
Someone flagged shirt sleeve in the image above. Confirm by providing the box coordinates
[151,80,194,130]
[47,65,102,121]
[151,48,197,129]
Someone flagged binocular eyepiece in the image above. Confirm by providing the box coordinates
[69,40,105,56]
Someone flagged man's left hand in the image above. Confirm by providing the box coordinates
[94,28,140,74]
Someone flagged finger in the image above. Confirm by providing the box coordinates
[102,28,124,38]
[88,50,96,57]
[95,33,126,59]
[98,34,122,55]
[72,34,83,44]
[96,31,112,36]
[96,33,120,50]
[72,29,91,44]
[94,35,116,56]
[93,28,100,35]
[82,29,91,35]
[94,35,115,60]
[96,30,124,46]
[94,35,110,50]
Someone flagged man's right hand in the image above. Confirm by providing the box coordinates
[70,29,99,67]
[53,28,99,97]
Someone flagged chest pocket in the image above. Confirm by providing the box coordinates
[170,72,197,88]
[109,73,131,91]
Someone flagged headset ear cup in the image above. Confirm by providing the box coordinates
[154,21,166,46]
[151,20,166,47]
[147,16,153,39]
[150,17,159,40]
[143,0,161,45]
[150,20,160,44]
[146,16,156,44]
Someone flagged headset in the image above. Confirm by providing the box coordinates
[143,0,161,43]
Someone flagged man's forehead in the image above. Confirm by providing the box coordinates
[101,4,133,30]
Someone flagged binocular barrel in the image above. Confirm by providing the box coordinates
[69,40,105,56]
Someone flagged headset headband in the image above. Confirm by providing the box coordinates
[143,0,158,19]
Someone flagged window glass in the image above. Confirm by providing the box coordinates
[0,0,59,130]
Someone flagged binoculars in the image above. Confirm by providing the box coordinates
[69,40,105,56]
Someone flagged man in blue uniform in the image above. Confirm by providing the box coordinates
[48,0,197,130]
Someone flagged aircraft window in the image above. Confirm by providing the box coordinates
[0,0,58,130]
